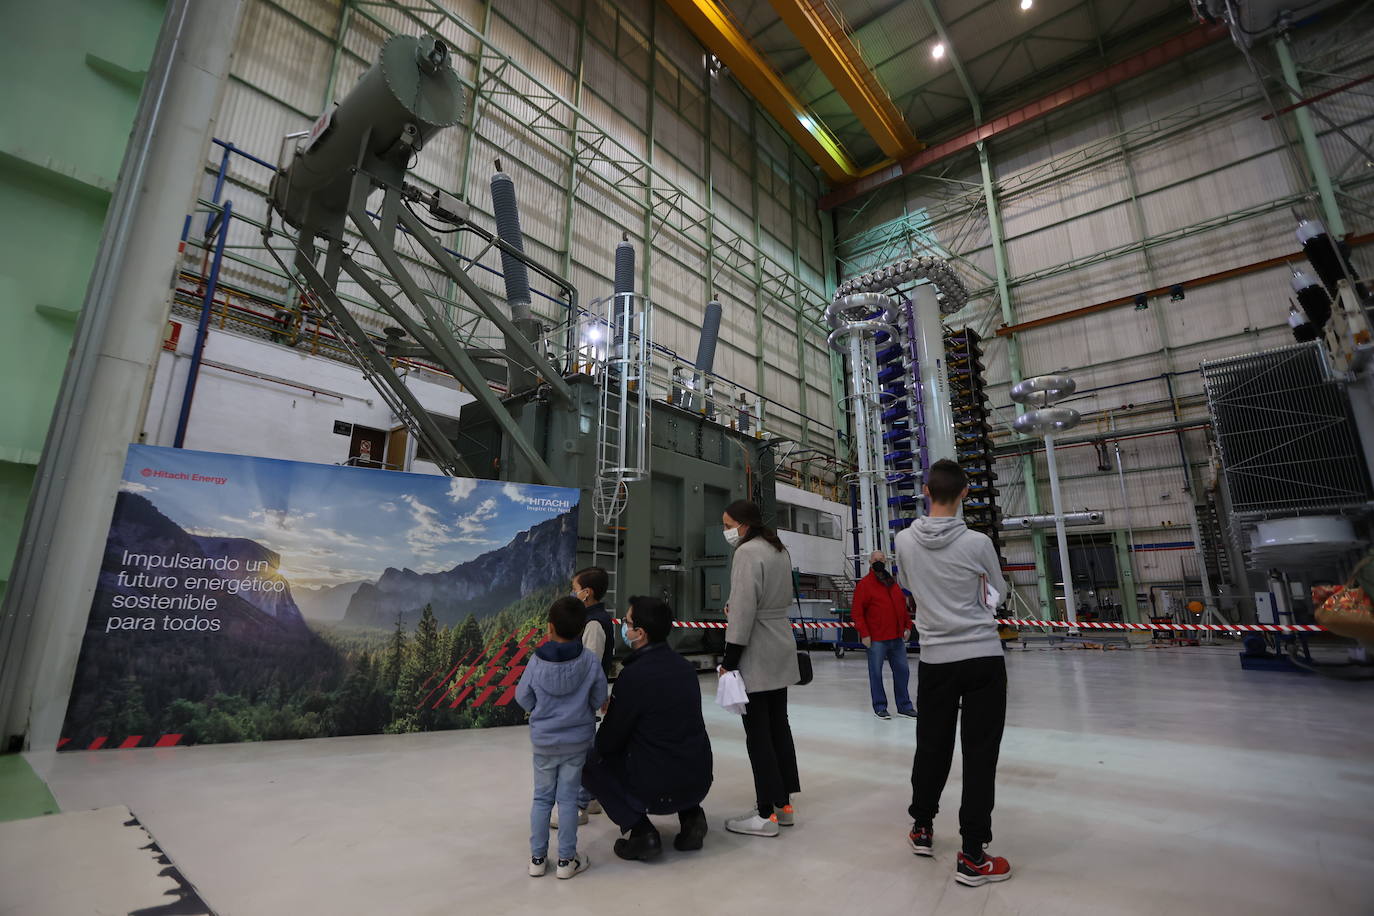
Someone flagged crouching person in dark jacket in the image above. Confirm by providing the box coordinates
[581,596,714,861]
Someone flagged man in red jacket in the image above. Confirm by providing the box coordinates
[851,551,915,720]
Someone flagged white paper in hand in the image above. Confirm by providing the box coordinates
[981,575,1002,611]
[716,670,749,715]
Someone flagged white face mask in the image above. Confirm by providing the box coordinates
[723,527,742,548]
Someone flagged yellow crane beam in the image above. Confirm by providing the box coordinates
[663,0,860,183]
[768,0,922,158]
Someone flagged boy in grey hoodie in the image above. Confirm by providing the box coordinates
[892,459,1012,887]
[516,596,607,880]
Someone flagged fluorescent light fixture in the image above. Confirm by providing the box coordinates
[931,43,945,60]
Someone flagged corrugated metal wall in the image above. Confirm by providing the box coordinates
[190,0,836,455]
[833,13,1374,595]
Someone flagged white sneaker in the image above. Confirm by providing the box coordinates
[529,855,547,877]
[551,807,589,829]
[586,799,603,815]
[725,810,780,837]
[775,804,795,827]
[556,853,590,879]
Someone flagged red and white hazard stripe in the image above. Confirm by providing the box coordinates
[614,618,1327,634]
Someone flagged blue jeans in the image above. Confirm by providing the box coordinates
[867,637,913,713]
[531,750,586,861]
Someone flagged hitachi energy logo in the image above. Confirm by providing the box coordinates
[525,497,571,510]
[140,468,228,485]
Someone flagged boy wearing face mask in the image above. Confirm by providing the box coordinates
[550,567,615,829]
[516,597,607,880]
[851,550,916,720]
[572,566,615,677]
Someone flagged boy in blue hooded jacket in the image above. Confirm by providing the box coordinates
[516,596,608,880]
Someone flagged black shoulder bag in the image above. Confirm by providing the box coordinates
[793,578,814,686]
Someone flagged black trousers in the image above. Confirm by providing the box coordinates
[740,687,800,817]
[581,753,708,832]
[908,656,1007,850]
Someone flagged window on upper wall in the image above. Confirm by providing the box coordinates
[776,504,842,540]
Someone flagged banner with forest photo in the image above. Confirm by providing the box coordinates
[58,444,579,750]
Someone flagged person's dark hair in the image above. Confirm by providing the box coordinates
[926,459,968,505]
[573,566,609,601]
[626,595,673,643]
[724,499,785,552]
[548,596,588,640]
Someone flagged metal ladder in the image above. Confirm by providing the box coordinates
[590,293,652,611]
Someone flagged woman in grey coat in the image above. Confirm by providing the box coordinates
[719,500,801,838]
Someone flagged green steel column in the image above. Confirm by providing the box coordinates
[703,60,717,302]
[747,104,767,403]
[559,7,588,280]
[787,152,810,449]
[1112,528,1140,623]
[457,0,495,205]
[320,0,353,111]
[1276,35,1346,236]
[640,0,657,305]
[819,208,848,449]
[625,0,658,603]
[978,141,1051,616]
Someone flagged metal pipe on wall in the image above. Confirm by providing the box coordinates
[173,200,232,449]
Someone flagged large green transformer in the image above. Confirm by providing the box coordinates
[454,375,777,651]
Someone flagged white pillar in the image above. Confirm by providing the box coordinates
[1043,433,1078,625]
[848,334,877,563]
[0,0,245,751]
[912,286,954,463]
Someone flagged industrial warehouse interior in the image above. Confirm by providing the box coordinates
[1,0,1372,913]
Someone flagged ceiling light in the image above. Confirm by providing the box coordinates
[932,43,945,60]
[1020,0,1033,10]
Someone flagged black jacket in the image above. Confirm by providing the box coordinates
[585,602,615,675]
[595,641,713,802]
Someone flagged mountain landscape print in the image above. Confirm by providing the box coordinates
[59,445,580,750]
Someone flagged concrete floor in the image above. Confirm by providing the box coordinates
[23,646,1374,916]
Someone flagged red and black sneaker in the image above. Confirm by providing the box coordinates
[907,824,933,857]
[955,849,1012,886]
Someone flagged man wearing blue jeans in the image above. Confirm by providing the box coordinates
[851,550,915,720]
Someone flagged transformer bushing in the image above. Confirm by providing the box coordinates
[1012,375,1082,624]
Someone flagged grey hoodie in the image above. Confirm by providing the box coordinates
[893,516,1007,665]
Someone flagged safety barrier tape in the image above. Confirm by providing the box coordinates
[613,618,1326,634]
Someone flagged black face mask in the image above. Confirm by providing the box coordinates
[872,561,887,573]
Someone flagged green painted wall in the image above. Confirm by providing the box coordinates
[0,0,167,600]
